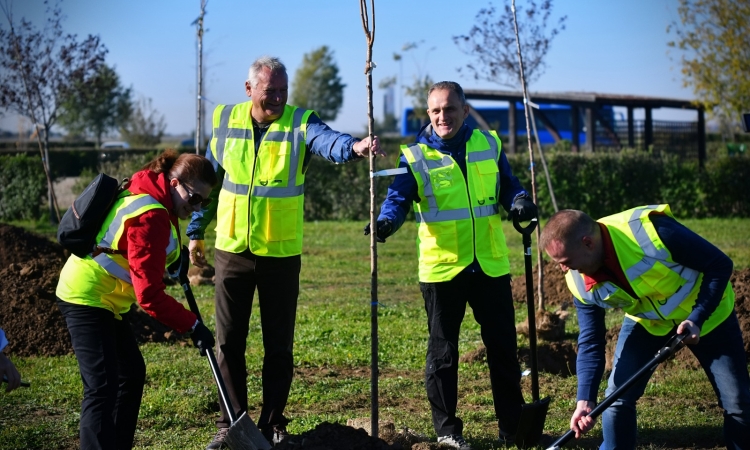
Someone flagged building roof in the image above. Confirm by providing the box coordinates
[463,89,701,110]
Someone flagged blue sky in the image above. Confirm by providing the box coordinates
[1,0,697,137]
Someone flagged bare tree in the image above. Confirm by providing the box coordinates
[455,1,566,313]
[0,0,107,221]
[453,1,566,88]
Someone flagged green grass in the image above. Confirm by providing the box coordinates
[1,218,748,449]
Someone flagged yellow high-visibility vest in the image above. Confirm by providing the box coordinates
[56,192,179,318]
[402,130,510,282]
[210,101,314,256]
[565,204,734,336]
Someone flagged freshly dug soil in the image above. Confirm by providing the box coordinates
[0,224,187,357]
[274,422,403,450]
[512,259,572,308]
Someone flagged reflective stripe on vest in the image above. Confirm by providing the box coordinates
[93,194,179,284]
[211,101,311,255]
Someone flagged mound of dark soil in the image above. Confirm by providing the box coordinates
[274,422,402,450]
[518,341,578,376]
[512,259,572,308]
[0,223,188,357]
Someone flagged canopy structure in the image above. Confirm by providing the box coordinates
[463,89,706,166]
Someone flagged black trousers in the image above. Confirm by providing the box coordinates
[213,248,300,431]
[420,271,523,437]
[57,299,146,450]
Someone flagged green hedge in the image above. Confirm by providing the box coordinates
[3,145,748,223]
[507,151,750,219]
[0,154,47,221]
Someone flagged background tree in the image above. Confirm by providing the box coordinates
[0,0,107,221]
[119,97,166,147]
[58,64,132,147]
[667,0,750,139]
[453,0,567,88]
[291,46,345,121]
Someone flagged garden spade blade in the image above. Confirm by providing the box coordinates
[513,216,549,448]
[169,247,270,450]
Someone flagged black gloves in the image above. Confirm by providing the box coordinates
[191,322,215,355]
[510,194,538,222]
[363,219,394,243]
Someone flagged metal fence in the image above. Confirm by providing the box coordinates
[596,120,699,158]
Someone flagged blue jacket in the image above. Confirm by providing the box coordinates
[377,122,528,274]
[575,214,733,402]
[187,114,362,240]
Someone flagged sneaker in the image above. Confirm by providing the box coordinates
[205,427,229,450]
[262,424,290,446]
[437,434,473,450]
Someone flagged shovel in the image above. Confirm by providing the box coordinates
[545,331,688,450]
[513,215,551,448]
[169,246,270,450]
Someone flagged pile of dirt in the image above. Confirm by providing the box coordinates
[274,422,403,450]
[512,259,572,308]
[0,223,188,357]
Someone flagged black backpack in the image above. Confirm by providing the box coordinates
[57,173,129,258]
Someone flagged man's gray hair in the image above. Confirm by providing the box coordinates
[247,56,287,88]
[428,81,466,106]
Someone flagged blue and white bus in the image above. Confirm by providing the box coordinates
[400,103,616,144]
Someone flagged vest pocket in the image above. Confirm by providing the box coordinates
[261,142,288,183]
[215,192,236,239]
[488,215,508,258]
[267,197,298,242]
[419,221,459,264]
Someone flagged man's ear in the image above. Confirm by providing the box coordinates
[462,104,470,119]
[581,235,594,250]
[245,80,253,98]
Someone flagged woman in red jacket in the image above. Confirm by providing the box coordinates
[56,150,217,450]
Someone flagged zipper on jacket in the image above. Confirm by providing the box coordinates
[247,125,262,238]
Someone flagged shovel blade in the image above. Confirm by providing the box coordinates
[223,412,271,450]
[515,396,550,449]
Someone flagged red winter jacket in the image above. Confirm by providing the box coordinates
[116,170,197,333]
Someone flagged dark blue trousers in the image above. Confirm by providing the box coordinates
[58,299,146,450]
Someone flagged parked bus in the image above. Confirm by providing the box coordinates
[400,103,617,144]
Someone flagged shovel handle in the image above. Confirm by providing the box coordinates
[172,246,240,425]
[513,215,538,236]
[546,331,689,450]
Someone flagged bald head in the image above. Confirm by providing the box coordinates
[540,209,603,274]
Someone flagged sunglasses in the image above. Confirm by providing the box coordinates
[179,181,212,208]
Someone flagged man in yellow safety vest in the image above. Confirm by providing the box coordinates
[366,81,538,450]
[540,206,750,449]
[187,55,382,449]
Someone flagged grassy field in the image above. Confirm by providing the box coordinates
[1,218,749,449]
